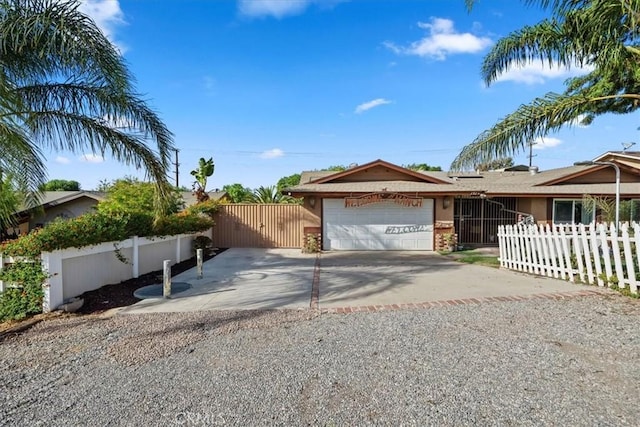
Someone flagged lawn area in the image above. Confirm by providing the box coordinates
[446,249,500,268]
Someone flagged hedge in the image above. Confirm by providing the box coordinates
[1,210,215,258]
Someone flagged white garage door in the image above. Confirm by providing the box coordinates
[323,198,434,250]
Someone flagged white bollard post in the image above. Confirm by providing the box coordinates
[197,249,203,279]
[163,259,171,298]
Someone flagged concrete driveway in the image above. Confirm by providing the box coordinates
[124,248,587,314]
[123,248,316,313]
[318,251,579,309]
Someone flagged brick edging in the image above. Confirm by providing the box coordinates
[310,252,321,310]
[320,289,603,314]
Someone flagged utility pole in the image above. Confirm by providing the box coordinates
[527,141,537,167]
[172,149,180,187]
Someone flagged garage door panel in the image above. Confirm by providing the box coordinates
[323,198,434,251]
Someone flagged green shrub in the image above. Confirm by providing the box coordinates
[96,178,184,215]
[193,235,213,253]
[1,211,212,258]
[153,214,214,236]
[0,261,47,321]
[1,211,154,257]
[185,199,220,217]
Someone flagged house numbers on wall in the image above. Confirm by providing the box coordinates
[384,225,430,234]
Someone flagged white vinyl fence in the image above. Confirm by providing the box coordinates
[497,223,639,294]
[0,229,212,311]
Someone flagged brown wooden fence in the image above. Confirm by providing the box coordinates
[211,204,303,248]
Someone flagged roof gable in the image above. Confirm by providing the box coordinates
[311,160,450,185]
[537,163,640,186]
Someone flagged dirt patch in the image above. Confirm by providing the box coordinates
[77,249,227,314]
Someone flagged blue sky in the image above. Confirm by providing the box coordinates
[46,0,640,190]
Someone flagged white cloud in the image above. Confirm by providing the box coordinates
[385,17,492,60]
[79,0,126,51]
[102,115,135,129]
[570,113,590,128]
[532,137,562,150]
[55,156,71,165]
[493,59,593,85]
[80,153,105,163]
[355,98,392,114]
[239,0,308,18]
[260,148,284,159]
[238,0,344,18]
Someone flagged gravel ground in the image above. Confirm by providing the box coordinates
[1,293,639,426]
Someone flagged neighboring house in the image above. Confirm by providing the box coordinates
[287,152,640,251]
[11,191,105,236]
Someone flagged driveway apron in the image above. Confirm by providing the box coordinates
[318,251,583,309]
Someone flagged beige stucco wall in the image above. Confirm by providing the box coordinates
[434,196,454,224]
[302,197,321,230]
[29,197,99,229]
[518,198,549,224]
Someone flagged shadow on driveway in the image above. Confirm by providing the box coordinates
[318,251,581,308]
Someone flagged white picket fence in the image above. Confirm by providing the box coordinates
[497,222,639,294]
[0,229,212,311]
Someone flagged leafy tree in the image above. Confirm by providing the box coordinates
[403,163,442,171]
[222,183,253,203]
[190,157,214,202]
[96,178,184,216]
[452,0,640,170]
[40,179,81,191]
[0,174,22,240]
[0,0,175,223]
[248,186,297,204]
[323,165,348,171]
[475,157,514,171]
[277,173,301,192]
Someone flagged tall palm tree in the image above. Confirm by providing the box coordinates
[452,0,640,170]
[248,186,297,204]
[0,0,174,218]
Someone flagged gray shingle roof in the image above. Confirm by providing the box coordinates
[16,191,105,214]
[290,165,640,197]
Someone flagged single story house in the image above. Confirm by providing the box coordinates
[287,151,640,251]
[10,191,106,236]
[7,189,228,238]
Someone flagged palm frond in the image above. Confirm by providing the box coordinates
[0,0,130,89]
[450,91,640,171]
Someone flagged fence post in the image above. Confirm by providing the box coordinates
[589,223,603,286]
[176,235,182,264]
[41,251,63,312]
[132,236,139,279]
[599,224,613,286]
[197,248,203,279]
[633,223,640,294]
[609,223,625,289]
[559,225,574,282]
[498,226,506,268]
[163,259,171,298]
[621,224,637,293]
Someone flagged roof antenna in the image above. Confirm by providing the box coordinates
[622,141,636,152]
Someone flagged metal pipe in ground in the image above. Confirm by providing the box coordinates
[196,249,203,279]
[163,260,171,298]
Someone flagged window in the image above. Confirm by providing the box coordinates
[631,199,640,223]
[553,199,595,224]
